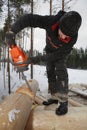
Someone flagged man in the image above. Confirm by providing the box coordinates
[6,10,82,115]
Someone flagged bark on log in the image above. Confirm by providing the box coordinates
[0,79,38,130]
[25,106,87,130]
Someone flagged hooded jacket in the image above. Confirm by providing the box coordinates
[11,10,78,62]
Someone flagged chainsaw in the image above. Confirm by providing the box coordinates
[9,44,29,72]
[10,44,32,89]
[0,30,33,90]
[0,43,31,90]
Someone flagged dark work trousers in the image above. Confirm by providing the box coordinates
[46,58,68,100]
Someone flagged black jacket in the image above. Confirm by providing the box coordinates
[11,11,78,62]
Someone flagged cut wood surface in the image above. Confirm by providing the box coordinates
[0,79,39,130]
[25,106,87,130]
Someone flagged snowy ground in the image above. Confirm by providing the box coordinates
[0,64,87,102]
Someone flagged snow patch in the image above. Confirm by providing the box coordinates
[8,109,20,123]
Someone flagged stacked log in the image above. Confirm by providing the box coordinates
[0,81,87,130]
[0,79,38,130]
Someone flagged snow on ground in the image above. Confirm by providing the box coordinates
[0,64,87,102]
[68,69,87,84]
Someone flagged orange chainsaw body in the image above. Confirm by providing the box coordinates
[10,45,28,67]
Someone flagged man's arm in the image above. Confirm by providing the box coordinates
[29,47,70,64]
[11,14,51,34]
[11,10,66,34]
[29,35,77,64]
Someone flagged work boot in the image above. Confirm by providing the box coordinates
[43,99,58,106]
[55,101,68,115]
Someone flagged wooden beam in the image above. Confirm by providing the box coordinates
[25,106,87,130]
[0,79,38,130]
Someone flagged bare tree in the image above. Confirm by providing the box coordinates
[52,0,78,14]
[50,0,52,15]
[62,0,78,11]
[30,0,34,79]
[7,0,11,94]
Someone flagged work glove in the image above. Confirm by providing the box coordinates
[29,56,42,64]
[5,31,16,47]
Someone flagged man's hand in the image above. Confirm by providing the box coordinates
[5,31,16,47]
[29,56,42,64]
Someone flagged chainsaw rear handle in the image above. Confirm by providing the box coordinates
[10,59,30,66]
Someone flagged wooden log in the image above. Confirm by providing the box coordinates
[35,94,47,105]
[35,93,84,107]
[69,85,87,98]
[0,79,39,130]
[80,84,87,88]
[68,98,84,107]
[35,96,44,105]
[25,106,87,130]
[70,88,87,97]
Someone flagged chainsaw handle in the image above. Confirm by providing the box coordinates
[10,60,30,66]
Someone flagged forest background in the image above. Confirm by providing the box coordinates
[0,0,87,69]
